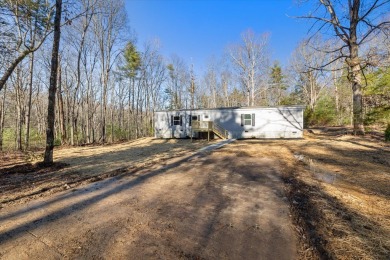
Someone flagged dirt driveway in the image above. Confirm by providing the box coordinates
[0,138,214,206]
[0,141,297,259]
[2,131,388,259]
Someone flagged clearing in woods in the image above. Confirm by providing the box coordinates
[0,131,389,259]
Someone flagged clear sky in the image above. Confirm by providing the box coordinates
[125,0,311,73]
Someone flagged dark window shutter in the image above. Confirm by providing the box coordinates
[171,115,173,126]
[180,115,183,126]
[252,113,255,126]
[189,115,192,126]
[241,114,244,126]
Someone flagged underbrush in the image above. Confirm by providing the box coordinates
[385,124,390,141]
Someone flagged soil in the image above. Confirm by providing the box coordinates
[0,138,296,259]
[0,138,213,207]
[0,130,389,259]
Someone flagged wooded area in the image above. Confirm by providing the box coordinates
[0,1,389,259]
[0,0,389,153]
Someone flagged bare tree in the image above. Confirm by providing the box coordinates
[299,0,390,134]
[290,38,330,111]
[220,68,233,107]
[43,0,62,165]
[56,57,67,144]
[166,55,190,109]
[0,83,7,150]
[203,59,219,108]
[12,65,29,150]
[65,0,94,145]
[92,0,127,143]
[24,51,35,149]
[82,41,99,143]
[229,30,269,106]
[140,40,166,136]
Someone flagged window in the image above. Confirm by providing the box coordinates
[204,115,209,119]
[173,116,181,125]
[244,114,252,125]
[241,113,255,126]
[189,115,199,126]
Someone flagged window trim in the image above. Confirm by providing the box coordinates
[241,113,255,127]
[171,115,183,126]
[173,116,180,125]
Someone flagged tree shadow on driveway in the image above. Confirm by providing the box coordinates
[0,141,297,259]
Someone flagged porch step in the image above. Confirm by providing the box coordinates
[192,121,229,140]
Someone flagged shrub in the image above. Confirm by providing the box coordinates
[385,124,390,142]
[303,107,313,128]
[305,96,337,127]
[54,138,62,146]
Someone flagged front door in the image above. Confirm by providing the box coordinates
[171,115,183,138]
[189,115,200,137]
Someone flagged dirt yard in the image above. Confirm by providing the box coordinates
[0,138,213,207]
[0,132,389,259]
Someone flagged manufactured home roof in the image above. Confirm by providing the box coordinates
[155,105,305,113]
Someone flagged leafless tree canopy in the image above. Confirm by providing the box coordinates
[297,0,390,134]
[0,0,389,154]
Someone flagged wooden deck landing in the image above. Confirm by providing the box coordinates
[191,121,228,141]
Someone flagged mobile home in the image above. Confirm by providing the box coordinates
[154,106,304,139]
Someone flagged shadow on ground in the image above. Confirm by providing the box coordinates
[0,143,296,259]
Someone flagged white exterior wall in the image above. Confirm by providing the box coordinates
[154,106,304,139]
[154,110,191,138]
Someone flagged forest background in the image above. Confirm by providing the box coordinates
[0,0,389,152]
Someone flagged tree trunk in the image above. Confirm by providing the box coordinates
[34,84,45,136]
[57,63,66,144]
[70,110,75,145]
[16,102,22,151]
[332,70,340,125]
[101,75,107,143]
[43,0,62,165]
[80,97,85,144]
[247,90,250,107]
[15,68,23,151]
[135,80,141,139]
[351,63,364,134]
[86,80,91,143]
[349,3,365,135]
[127,79,132,140]
[0,84,6,150]
[250,77,255,106]
[131,77,135,139]
[110,85,114,143]
[25,52,34,150]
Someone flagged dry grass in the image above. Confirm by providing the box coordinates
[1,133,389,259]
[0,138,214,207]
[218,132,390,259]
[290,133,389,259]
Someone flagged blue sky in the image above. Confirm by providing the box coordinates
[125,0,311,73]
